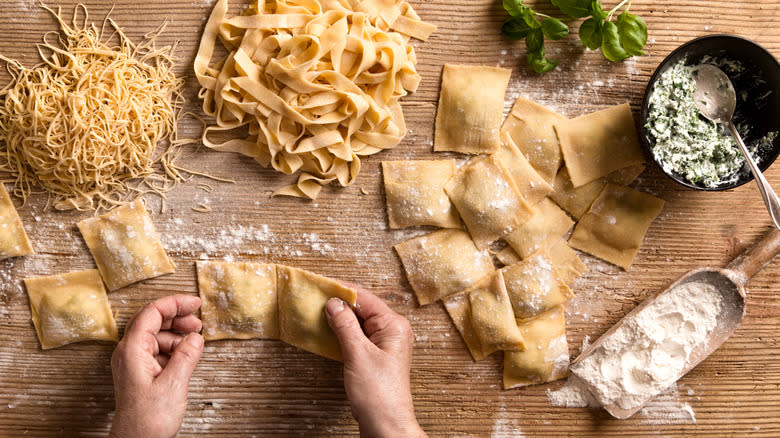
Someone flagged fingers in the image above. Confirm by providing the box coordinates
[161,314,203,334]
[352,288,397,323]
[155,331,185,354]
[325,298,371,363]
[158,332,204,388]
[125,295,202,343]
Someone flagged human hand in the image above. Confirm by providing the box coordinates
[109,294,204,438]
[325,288,426,438]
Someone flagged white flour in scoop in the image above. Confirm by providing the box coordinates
[570,281,723,410]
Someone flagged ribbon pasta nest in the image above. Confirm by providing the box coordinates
[0,5,186,211]
[195,0,435,199]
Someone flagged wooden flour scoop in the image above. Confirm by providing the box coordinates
[570,228,780,419]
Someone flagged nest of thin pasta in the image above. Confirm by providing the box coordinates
[0,5,187,211]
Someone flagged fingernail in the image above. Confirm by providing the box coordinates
[186,333,204,348]
[326,298,345,316]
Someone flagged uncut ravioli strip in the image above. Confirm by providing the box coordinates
[445,155,535,249]
[555,103,645,188]
[443,271,525,361]
[197,262,279,341]
[277,265,357,362]
[78,199,175,291]
[501,96,566,184]
[394,229,494,306]
[434,64,511,154]
[382,160,460,229]
[503,305,568,389]
[0,184,34,260]
[569,183,665,270]
[504,198,573,260]
[25,269,118,349]
[501,248,574,319]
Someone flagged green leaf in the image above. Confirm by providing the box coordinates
[528,50,559,73]
[551,0,590,18]
[541,17,569,40]
[502,0,525,18]
[589,0,607,20]
[521,8,542,28]
[525,28,544,52]
[617,11,647,56]
[601,21,629,62]
[502,18,532,40]
[578,17,602,50]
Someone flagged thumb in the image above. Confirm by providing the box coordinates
[159,332,204,389]
[325,298,370,362]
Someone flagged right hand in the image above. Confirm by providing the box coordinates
[325,288,426,438]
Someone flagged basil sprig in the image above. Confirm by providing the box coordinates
[502,0,647,73]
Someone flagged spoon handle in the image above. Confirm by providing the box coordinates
[727,122,780,230]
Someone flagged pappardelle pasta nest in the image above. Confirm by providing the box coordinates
[194,0,435,199]
[0,4,188,211]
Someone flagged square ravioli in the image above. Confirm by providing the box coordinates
[277,265,357,362]
[501,249,574,319]
[443,292,493,361]
[568,183,665,270]
[434,64,511,154]
[78,199,175,291]
[501,96,567,184]
[0,184,34,259]
[445,156,535,249]
[197,261,279,341]
[466,270,525,352]
[503,305,568,389]
[504,198,574,260]
[549,164,646,219]
[25,269,119,349]
[554,103,645,187]
[394,229,495,306]
[382,160,461,229]
[496,240,587,286]
[496,134,553,207]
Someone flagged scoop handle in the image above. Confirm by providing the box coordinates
[726,227,780,285]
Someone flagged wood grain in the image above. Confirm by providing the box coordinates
[1,0,780,436]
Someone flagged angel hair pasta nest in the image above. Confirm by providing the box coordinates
[0,4,187,211]
[194,0,435,199]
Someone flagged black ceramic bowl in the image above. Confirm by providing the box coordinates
[639,35,780,191]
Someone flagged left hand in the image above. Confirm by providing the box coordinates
[109,294,204,438]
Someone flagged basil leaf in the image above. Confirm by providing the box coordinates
[541,17,569,40]
[502,0,525,18]
[525,28,544,52]
[601,21,629,62]
[502,18,532,40]
[551,0,590,18]
[528,51,559,74]
[521,8,542,28]
[589,0,607,20]
[617,11,647,56]
[578,17,602,50]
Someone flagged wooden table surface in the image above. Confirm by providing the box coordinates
[1,0,779,436]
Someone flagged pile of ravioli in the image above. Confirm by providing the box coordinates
[385,64,665,389]
[12,195,356,361]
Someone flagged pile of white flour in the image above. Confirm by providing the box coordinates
[569,280,723,410]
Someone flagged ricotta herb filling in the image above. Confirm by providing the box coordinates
[646,59,777,187]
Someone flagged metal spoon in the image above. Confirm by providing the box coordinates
[570,227,780,419]
[691,64,780,230]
